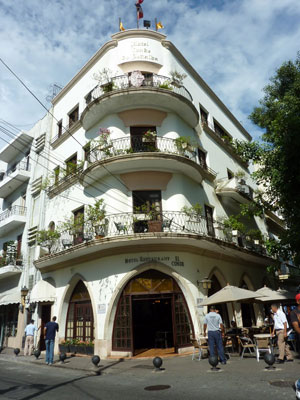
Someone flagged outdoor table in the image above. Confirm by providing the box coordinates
[254,333,274,353]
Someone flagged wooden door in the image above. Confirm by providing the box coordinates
[40,304,51,351]
[74,302,94,341]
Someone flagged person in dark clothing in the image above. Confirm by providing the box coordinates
[44,316,59,365]
[291,294,300,355]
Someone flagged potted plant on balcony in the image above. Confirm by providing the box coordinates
[169,70,187,88]
[147,204,162,232]
[86,199,108,238]
[175,136,194,155]
[142,130,157,143]
[222,215,245,245]
[93,68,115,93]
[159,81,173,90]
[181,203,203,222]
[96,128,113,157]
[36,229,61,254]
[59,339,70,353]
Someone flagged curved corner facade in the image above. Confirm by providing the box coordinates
[0,29,296,358]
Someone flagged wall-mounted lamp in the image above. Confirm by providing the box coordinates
[20,286,29,312]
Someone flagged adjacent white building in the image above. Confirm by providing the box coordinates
[0,29,297,357]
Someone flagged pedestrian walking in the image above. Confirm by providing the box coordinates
[24,319,36,356]
[271,304,293,364]
[203,305,227,365]
[290,294,300,355]
[44,316,59,365]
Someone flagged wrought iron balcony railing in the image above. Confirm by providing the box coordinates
[0,205,27,223]
[44,211,267,257]
[86,136,217,177]
[86,74,193,105]
[0,161,31,182]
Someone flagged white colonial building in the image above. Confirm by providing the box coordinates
[1,29,297,357]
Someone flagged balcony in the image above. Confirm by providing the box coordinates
[201,121,248,168]
[80,136,217,187]
[51,119,82,149]
[0,131,33,163]
[0,257,22,280]
[215,177,254,204]
[0,162,31,198]
[277,263,300,282]
[34,211,272,272]
[81,74,199,130]
[47,167,83,199]
[0,206,27,237]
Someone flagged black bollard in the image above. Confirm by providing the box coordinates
[34,349,41,360]
[153,357,163,372]
[59,352,67,364]
[208,355,219,371]
[14,348,20,356]
[91,355,101,376]
[264,352,276,370]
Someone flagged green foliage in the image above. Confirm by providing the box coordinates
[175,136,195,152]
[222,215,246,233]
[239,203,264,219]
[234,170,246,179]
[232,53,300,263]
[181,203,203,221]
[36,230,61,244]
[86,199,106,226]
[169,70,187,85]
[246,229,263,241]
[134,203,160,221]
[159,81,173,90]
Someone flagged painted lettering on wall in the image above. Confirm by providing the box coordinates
[124,255,185,267]
[121,41,159,63]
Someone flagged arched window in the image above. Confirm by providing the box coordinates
[65,281,94,342]
[48,221,55,232]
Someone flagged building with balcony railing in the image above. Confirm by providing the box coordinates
[12,29,298,359]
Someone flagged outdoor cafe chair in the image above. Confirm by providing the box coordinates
[223,336,234,359]
[191,338,209,361]
[254,337,271,362]
[237,336,256,359]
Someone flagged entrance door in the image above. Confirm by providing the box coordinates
[132,295,174,352]
[40,304,51,351]
[112,270,194,354]
[66,281,94,342]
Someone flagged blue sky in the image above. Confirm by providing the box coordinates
[0,0,300,148]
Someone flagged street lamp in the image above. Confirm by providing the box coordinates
[200,278,212,291]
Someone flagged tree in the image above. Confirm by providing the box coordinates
[232,53,300,263]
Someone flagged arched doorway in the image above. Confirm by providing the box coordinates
[65,281,94,341]
[112,269,194,355]
[208,274,230,328]
[240,280,256,327]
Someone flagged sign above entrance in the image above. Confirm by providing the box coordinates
[124,255,185,267]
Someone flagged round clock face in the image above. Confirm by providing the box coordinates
[129,71,144,87]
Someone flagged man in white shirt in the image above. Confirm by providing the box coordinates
[203,305,227,365]
[271,304,293,364]
[24,319,36,356]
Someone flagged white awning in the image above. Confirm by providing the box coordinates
[30,279,56,303]
[0,291,20,305]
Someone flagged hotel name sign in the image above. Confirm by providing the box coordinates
[125,255,185,267]
[120,40,161,63]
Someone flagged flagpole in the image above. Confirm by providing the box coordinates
[155,18,157,31]
[119,17,121,31]
[137,10,139,29]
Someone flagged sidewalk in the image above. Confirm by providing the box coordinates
[0,347,123,373]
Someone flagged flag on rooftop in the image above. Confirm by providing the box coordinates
[135,0,144,19]
[156,21,164,30]
[119,21,125,31]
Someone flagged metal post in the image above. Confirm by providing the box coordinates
[119,17,121,31]
[137,11,139,29]
[155,18,157,31]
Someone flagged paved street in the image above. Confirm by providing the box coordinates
[0,355,299,400]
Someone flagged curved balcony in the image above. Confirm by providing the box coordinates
[81,74,199,130]
[80,136,217,187]
[216,177,254,204]
[34,211,271,272]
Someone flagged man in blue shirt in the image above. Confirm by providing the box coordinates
[44,316,59,365]
[203,305,227,365]
[24,319,36,356]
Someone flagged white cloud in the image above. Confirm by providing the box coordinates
[0,0,299,144]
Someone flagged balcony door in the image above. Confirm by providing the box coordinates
[205,205,215,237]
[130,126,156,153]
[133,190,162,233]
